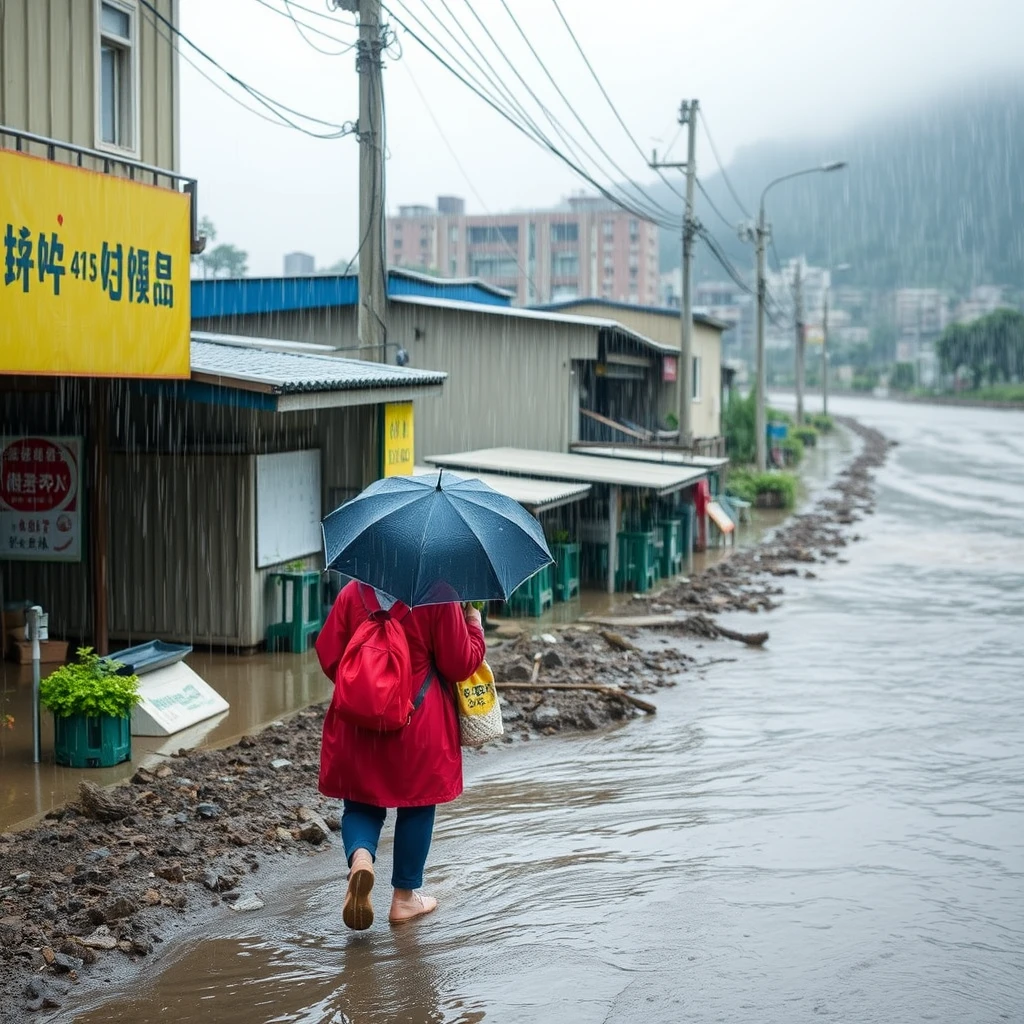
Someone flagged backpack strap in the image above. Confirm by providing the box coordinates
[411,666,436,711]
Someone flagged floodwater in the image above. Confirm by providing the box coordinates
[58,399,1024,1020]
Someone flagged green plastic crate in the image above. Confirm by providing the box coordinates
[54,713,131,769]
[657,519,684,578]
[551,542,581,602]
[615,531,657,593]
[506,564,554,617]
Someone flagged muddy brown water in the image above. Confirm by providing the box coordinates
[50,399,1024,1020]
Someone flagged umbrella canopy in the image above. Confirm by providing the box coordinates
[321,470,554,607]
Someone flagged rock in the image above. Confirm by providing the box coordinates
[14,871,32,882]
[155,863,185,883]
[202,870,238,894]
[24,977,63,1012]
[142,888,162,906]
[296,807,331,843]
[541,649,562,669]
[505,661,533,681]
[229,893,265,912]
[175,778,195,789]
[540,633,559,644]
[322,812,342,831]
[196,803,221,820]
[530,705,562,730]
[50,951,83,973]
[275,826,295,843]
[103,897,137,921]
[130,936,154,956]
[270,758,292,770]
[173,812,190,825]
[80,926,118,951]
[131,766,156,785]
[61,938,97,966]
[77,782,130,822]
[0,916,23,946]
[498,699,523,722]
[41,946,56,966]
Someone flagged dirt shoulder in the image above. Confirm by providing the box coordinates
[0,418,892,1021]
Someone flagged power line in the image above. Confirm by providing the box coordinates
[139,0,355,138]
[401,61,539,298]
[698,109,751,220]
[549,0,686,205]
[696,177,736,233]
[382,3,678,229]
[399,0,677,227]
[249,0,358,52]
[495,0,678,223]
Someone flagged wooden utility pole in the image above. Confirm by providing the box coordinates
[356,0,386,361]
[650,99,698,447]
[793,261,805,425]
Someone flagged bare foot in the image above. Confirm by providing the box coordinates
[343,850,375,931]
[388,889,438,925]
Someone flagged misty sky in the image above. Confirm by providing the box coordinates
[179,0,1024,277]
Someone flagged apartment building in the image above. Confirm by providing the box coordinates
[386,194,660,307]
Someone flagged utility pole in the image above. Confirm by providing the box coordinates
[753,215,768,471]
[650,99,698,447]
[821,286,829,417]
[356,0,386,361]
[793,260,805,424]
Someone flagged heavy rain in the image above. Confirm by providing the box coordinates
[1,1,1023,1022]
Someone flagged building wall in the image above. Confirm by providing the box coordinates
[0,380,377,649]
[194,302,600,461]
[386,202,660,308]
[546,301,724,439]
[0,0,179,171]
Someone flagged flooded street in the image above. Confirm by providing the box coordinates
[63,398,1024,1022]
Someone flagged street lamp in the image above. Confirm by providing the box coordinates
[750,160,847,471]
[822,262,851,417]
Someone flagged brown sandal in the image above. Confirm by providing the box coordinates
[342,866,375,930]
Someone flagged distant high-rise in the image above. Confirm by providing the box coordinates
[284,251,315,276]
[386,194,660,307]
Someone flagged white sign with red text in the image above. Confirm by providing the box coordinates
[0,436,82,561]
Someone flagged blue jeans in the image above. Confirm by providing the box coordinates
[341,800,436,890]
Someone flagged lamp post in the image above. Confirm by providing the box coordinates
[750,161,847,471]
[821,262,851,417]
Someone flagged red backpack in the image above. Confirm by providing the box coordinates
[333,585,433,732]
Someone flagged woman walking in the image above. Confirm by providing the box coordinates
[315,581,486,929]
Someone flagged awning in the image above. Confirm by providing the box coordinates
[413,466,590,514]
[424,447,707,497]
[572,444,729,471]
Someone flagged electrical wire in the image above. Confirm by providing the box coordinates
[401,61,540,299]
[696,177,737,233]
[382,2,679,229]
[398,0,677,227]
[248,0,358,53]
[699,109,751,220]
[139,0,355,138]
[549,0,686,205]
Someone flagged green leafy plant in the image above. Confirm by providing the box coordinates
[810,414,835,433]
[767,406,795,427]
[727,470,798,510]
[792,425,819,448]
[549,528,571,545]
[39,648,141,720]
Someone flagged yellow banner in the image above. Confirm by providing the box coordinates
[0,149,190,378]
[383,402,414,477]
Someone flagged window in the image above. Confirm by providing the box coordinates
[97,0,138,153]
[467,225,519,246]
[551,252,579,278]
[469,255,519,279]
[629,218,639,240]
[692,356,702,401]
[551,221,579,244]
[602,219,614,239]
[394,238,402,250]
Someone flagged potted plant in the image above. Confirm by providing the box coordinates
[39,647,140,768]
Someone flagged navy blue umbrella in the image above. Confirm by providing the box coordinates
[321,470,553,607]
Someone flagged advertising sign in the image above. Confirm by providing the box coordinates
[0,149,190,378]
[383,402,414,477]
[0,436,83,561]
[662,356,678,382]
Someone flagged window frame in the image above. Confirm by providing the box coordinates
[691,355,702,402]
[94,0,141,157]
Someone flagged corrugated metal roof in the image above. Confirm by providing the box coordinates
[413,466,590,514]
[393,295,677,355]
[424,447,707,496]
[190,268,512,319]
[531,297,731,332]
[190,336,447,393]
[572,445,729,470]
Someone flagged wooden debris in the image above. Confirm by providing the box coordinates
[496,681,657,714]
[599,630,641,653]
[714,624,769,647]
[77,782,131,823]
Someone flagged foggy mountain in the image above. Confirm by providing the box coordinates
[654,78,1024,294]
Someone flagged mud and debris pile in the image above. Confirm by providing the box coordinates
[0,418,893,1019]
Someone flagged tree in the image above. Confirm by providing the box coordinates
[936,309,1024,390]
[190,218,248,279]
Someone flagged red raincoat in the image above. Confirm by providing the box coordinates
[315,581,486,808]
